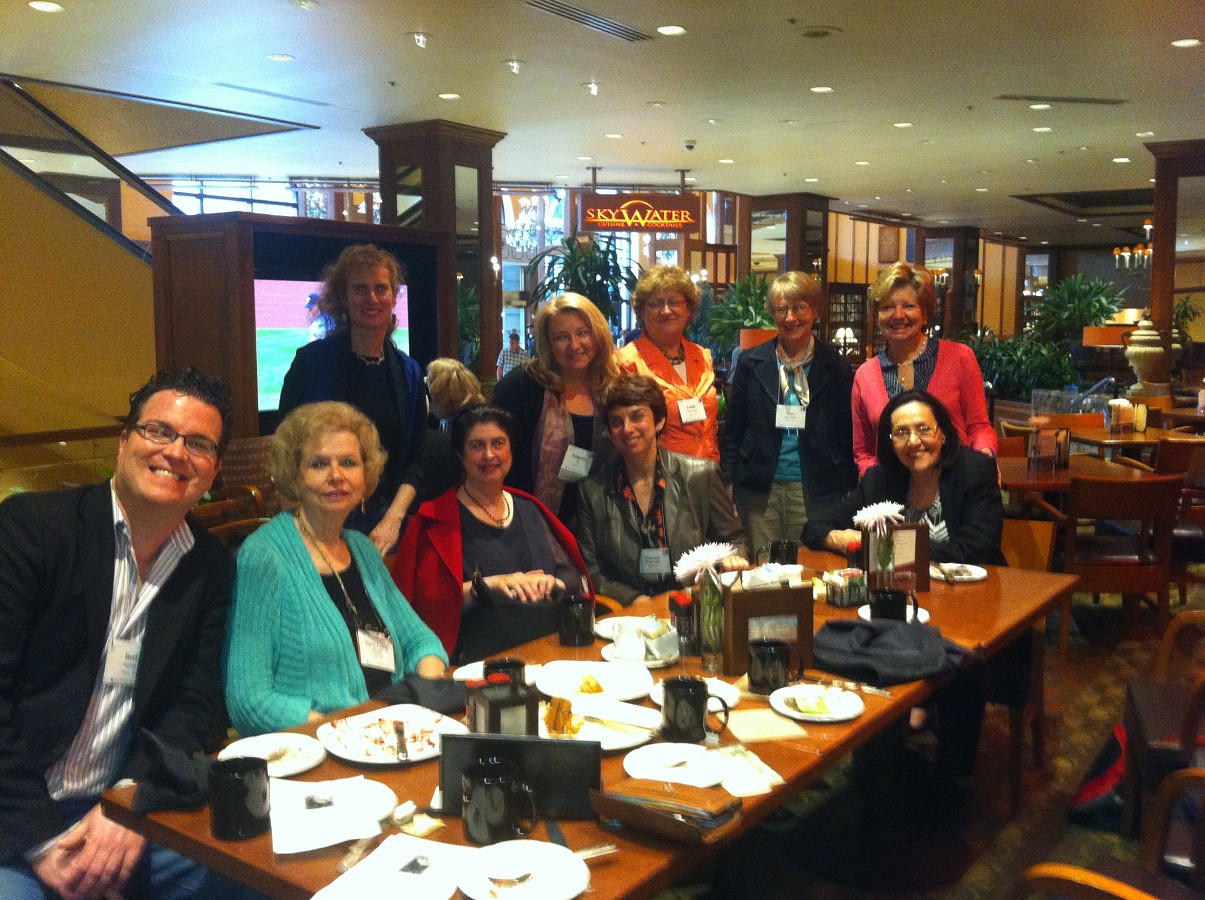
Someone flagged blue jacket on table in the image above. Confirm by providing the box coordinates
[720,336,857,505]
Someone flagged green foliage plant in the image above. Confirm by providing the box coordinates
[525,233,641,322]
[705,273,773,353]
[1025,274,1123,347]
[964,329,1076,402]
[457,281,480,368]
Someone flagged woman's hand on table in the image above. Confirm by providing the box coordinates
[486,570,565,603]
[824,529,862,554]
[718,555,749,571]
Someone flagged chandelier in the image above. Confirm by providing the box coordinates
[1113,219,1153,269]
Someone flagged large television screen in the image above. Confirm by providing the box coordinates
[253,279,411,411]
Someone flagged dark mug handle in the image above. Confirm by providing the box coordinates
[905,592,919,623]
[705,695,730,741]
[513,781,540,836]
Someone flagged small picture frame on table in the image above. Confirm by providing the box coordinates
[721,582,813,678]
[862,522,930,592]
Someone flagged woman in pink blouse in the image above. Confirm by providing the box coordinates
[851,262,996,474]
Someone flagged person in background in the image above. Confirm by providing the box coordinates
[420,358,485,504]
[721,271,856,553]
[0,368,260,900]
[578,374,747,606]
[225,402,446,737]
[617,265,719,463]
[492,293,619,524]
[851,262,996,475]
[393,406,590,662]
[279,244,427,555]
[496,330,530,380]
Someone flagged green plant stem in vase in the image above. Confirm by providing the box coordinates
[866,529,894,591]
[695,568,724,674]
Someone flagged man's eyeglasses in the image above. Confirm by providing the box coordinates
[771,304,813,319]
[130,422,219,457]
[889,424,938,443]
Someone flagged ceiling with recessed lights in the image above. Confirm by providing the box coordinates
[1,0,1200,248]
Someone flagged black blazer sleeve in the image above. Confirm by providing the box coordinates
[933,449,1006,566]
[801,473,881,550]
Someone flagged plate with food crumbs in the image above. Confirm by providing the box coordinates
[538,697,653,751]
[770,684,864,724]
[218,732,326,778]
[534,660,654,702]
[315,704,468,765]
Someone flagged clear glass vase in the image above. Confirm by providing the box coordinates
[695,568,723,673]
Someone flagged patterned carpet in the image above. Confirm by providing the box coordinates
[656,586,1198,900]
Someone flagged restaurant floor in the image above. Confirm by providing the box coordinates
[656,586,1200,900]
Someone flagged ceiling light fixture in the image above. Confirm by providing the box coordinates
[657,25,686,36]
[1112,157,1131,163]
[685,176,696,182]
[976,187,989,192]
[805,177,818,183]
[267,53,294,62]
[505,59,523,74]
[854,160,870,166]
[604,133,622,139]
[1029,103,1051,110]
[1136,131,1154,137]
[577,155,592,160]
[29,1,63,10]
[719,159,735,164]
[438,92,460,100]
[779,119,798,125]
[585,81,599,96]
[289,0,320,8]
[810,86,833,94]
[893,122,913,128]
[1033,126,1052,132]
[647,100,666,108]
[409,32,429,48]
[1171,38,1201,48]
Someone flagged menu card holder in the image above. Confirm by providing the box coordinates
[720,582,812,678]
[860,523,930,592]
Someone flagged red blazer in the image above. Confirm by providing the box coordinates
[392,486,593,655]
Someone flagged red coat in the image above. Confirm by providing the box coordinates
[391,486,593,655]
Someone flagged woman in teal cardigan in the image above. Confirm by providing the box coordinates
[224,402,446,737]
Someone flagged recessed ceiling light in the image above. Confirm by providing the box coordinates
[1033,126,1053,133]
[554,174,567,179]
[577,155,592,161]
[1150,178,1157,183]
[1091,222,1102,227]
[919,139,935,144]
[1078,146,1089,151]
[409,32,429,49]
[438,92,460,100]
[1171,38,1201,48]
[857,204,869,209]
[657,25,686,36]
[685,176,696,182]
[893,122,913,128]
[28,1,62,10]
[1040,240,1049,245]
[1019,235,1028,241]
[505,59,523,74]
[940,220,950,225]
[905,188,913,193]
[1029,103,1051,110]
[604,133,622,139]
[854,160,870,166]
[719,159,735,164]
[1135,131,1154,137]
[290,0,320,8]
[1077,218,1087,222]
[779,119,798,125]
[584,81,600,96]
[994,231,1003,235]
[647,100,666,108]
[707,118,720,125]
[1026,158,1038,163]
[940,179,948,184]
[267,53,294,62]
[810,86,833,94]
[1113,157,1131,163]
[976,187,989,192]
[804,177,819,183]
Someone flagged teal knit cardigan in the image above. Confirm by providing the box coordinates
[224,511,448,736]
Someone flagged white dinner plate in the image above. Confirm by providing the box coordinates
[458,840,589,900]
[622,743,724,788]
[930,563,988,583]
[593,615,656,641]
[315,704,468,765]
[599,642,679,669]
[535,660,654,702]
[770,684,864,724]
[538,699,654,752]
[649,677,740,714]
[218,732,325,778]
[346,777,399,822]
[451,661,539,685]
[857,604,930,624]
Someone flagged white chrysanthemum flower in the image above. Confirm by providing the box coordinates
[852,500,904,537]
[674,542,737,584]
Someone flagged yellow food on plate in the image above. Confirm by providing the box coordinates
[579,674,604,694]
[543,697,581,736]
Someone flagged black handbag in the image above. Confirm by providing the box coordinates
[453,569,560,663]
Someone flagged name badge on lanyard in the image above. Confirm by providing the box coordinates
[558,444,594,482]
[677,397,706,424]
[776,404,807,429]
[357,628,395,672]
[639,547,672,578]
[103,638,140,686]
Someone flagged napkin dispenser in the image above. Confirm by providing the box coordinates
[464,676,540,736]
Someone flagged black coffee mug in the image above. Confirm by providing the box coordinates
[209,756,270,841]
[868,587,919,622]
[660,676,730,743]
[483,656,526,688]
[461,757,540,845]
[748,638,791,695]
[558,593,595,647]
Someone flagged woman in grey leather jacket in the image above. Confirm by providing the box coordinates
[576,374,748,606]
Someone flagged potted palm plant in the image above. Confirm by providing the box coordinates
[525,233,641,322]
[706,273,774,357]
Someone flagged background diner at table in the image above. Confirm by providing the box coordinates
[224,401,447,738]
[617,264,720,463]
[492,293,619,526]
[720,270,856,553]
[393,405,591,663]
[278,244,428,555]
[417,357,485,505]
[851,262,996,475]
[577,373,748,607]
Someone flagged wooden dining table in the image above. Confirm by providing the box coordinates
[996,453,1153,505]
[101,565,1077,900]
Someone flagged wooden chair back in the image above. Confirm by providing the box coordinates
[190,495,261,529]
[1156,438,1205,476]
[209,517,270,551]
[1001,519,1056,571]
[217,436,279,515]
[997,435,1027,458]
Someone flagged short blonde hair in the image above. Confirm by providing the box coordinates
[869,262,936,322]
[427,358,484,415]
[632,265,700,327]
[269,402,386,502]
[766,271,824,316]
[528,293,619,397]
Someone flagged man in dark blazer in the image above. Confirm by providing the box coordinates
[0,369,254,900]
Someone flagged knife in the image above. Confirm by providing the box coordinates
[794,674,892,698]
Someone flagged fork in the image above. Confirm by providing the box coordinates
[394,721,409,762]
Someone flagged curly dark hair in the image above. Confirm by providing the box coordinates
[125,367,235,457]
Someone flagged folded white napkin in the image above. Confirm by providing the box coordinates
[741,564,806,589]
[269,776,392,855]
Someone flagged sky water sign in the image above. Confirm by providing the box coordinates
[580,192,699,232]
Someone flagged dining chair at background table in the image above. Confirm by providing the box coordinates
[1120,610,1205,841]
[1025,766,1205,900]
[1029,474,1184,656]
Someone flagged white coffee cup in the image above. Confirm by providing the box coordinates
[612,619,647,661]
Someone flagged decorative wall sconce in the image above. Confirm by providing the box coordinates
[972,269,982,286]
[933,269,949,287]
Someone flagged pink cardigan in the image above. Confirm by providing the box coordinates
[851,339,997,474]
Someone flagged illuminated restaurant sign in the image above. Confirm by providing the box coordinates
[580,192,698,232]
